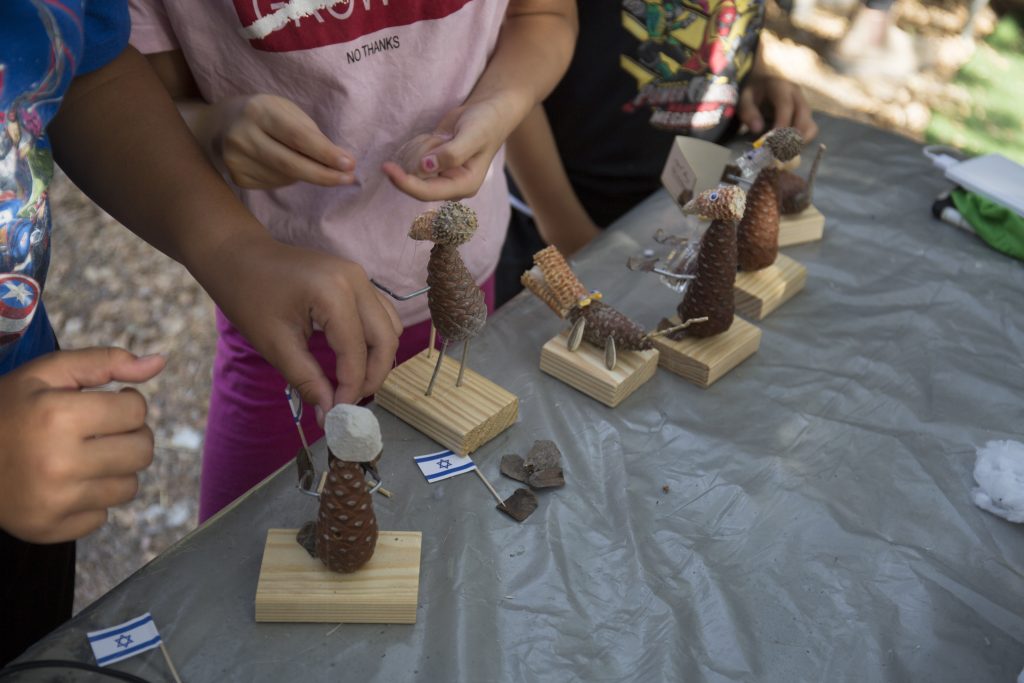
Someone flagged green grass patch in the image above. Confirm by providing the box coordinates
[925,15,1024,164]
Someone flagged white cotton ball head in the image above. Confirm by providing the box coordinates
[324,404,383,463]
[971,440,1024,524]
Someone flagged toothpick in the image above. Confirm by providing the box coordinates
[159,642,184,683]
[427,323,436,359]
[474,468,507,509]
[646,316,710,340]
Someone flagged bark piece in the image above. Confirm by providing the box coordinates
[525,440,562,473]
[500,454,529,483]
[499,488,539,522]
[528,468,566,489]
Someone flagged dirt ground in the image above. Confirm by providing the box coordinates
[48,0,998,613]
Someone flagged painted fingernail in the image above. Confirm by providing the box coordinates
[421,155,438,173]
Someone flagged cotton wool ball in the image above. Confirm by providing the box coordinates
[970,440,1024,523]
[324,404,383,463]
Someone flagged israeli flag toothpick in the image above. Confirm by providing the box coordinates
[414,450,476,483]
[87,613,182,682]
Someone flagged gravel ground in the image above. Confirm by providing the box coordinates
[46,0,997,614]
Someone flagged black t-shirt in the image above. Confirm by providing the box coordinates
[544,0,764,225]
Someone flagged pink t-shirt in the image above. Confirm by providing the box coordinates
[129,0,511,326]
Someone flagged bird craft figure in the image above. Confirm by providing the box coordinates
[735,127,804,271]
[658,185,747,340]
[296,405,383,574]
[522,246,701,370]
[409,201,488,396]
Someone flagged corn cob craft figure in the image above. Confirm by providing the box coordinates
[659,185,748,340]
[735,127,804,271]
[297,404,383,574]
[776,143,826,215]
[409,201,487,396]
[522,246,704,370]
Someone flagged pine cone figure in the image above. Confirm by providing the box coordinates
[736,168,780,271]
[667,218,737,339]
[314,458,378,573]
[764,127,803,163]
[426,244,486,342]
[568,300,653,351]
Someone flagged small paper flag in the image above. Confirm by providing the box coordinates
[414,449,476,483]
[284,385,303,423]
[87,613,162,667]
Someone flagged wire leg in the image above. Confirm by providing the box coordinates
[426,339,448,397]
[456,339,471,387]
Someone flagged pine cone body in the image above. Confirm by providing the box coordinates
[737,168,780,271]
[777,170,810,215]
[568,300,653,351]
[427,244,486,342]
[669,218,737,339]
[314,459,378,573]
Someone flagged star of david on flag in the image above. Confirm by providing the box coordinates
[414,449,477,483]
[87,612,162,667]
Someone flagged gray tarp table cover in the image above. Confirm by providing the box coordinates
[12,115,1024,682]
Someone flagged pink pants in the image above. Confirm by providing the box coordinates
[200,277,496,521]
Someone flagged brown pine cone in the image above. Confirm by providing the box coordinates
[669,218,737,338]
[427,244,487,342]
[568,300,652,351]
[776,170,810,215]
[314,459,378,574]
[737,168,780,271]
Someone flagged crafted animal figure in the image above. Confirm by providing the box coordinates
[661,185,747,339]
[521,246,698,370]
[776,144,826,215]
[409,201,487,396]
[297,405,383,574]
[736,127,803,271]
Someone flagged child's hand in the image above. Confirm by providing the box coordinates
[200,235,402,414]
[738,75,819,142]
[210,94,357,189]
[381,98,511,201]
[0,349,165,544]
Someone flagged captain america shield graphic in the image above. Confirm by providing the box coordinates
[0,273,40,346]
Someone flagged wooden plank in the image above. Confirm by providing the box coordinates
[255,529,422,624]
[779,205,825,247]
[376,349,518,455]
[652,316,761,388]
[733,253,807,320]
[539,332,659,408]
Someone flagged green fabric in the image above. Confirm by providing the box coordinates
[951,188,1024,262]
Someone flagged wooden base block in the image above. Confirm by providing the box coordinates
[652,316,761,388]
[734,253,807,320]
[376,349,518,455]
[255,529,422,624]
[539,332,659,408]
[779,205,825,247]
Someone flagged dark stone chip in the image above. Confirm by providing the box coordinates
[528,467,565,489]
[525,440,561,473]
[296,521,318,558]
[500,454,529,483]
[499,489,539,522]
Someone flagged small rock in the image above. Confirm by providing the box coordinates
[525,440,561,473]
[324,404,382,462]
[499,489,538,523]
[500,454,529,483]
[527,467,565,489]
[170,426,203,451]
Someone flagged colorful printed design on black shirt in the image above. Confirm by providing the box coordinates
[620,0,764,133]
[0,0,82,363]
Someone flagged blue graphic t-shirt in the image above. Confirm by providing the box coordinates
[0,0,129,374]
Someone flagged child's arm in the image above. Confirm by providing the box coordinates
[505,105,600,255]
[0,350,165,543]
[47,46,401,411]
[382,0,578,201]
[737,45,818,141]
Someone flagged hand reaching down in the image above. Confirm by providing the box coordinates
[738,75,819,142]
